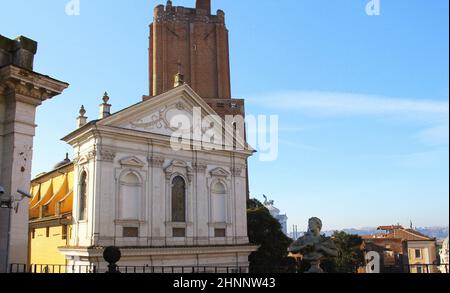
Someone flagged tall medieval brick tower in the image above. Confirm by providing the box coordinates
[148,0,244,118]
[147,0,249,199]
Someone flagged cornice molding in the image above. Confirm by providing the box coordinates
[0,65,68,105]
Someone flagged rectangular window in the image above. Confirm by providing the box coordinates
[214,229,226,238]
[415,249,422,258]
[123,227,139,238]
[46,227,50,238]
[173,228,186,238]
[31,229,35,239]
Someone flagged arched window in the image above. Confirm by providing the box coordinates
[211,182,226,223]
[78,171,88,221]
[171,176,186,222]
[119,172,141,220]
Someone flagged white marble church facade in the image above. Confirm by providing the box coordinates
[59,85,257,270]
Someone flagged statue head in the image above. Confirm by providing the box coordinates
[308,217,322,236]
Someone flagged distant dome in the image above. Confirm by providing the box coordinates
[54,153,71,169]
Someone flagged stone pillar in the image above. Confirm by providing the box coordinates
[0,35,68,272]
[231,165,249,245]
[193,162,208,245]
[149,156,165,246]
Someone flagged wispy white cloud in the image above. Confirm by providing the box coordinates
[249,91,449,147]
[249,91,448,119]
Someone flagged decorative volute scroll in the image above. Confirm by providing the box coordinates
[125,101,192,135]
[164,160,193,182]
[119,156,145,168]
[209,167,230,178]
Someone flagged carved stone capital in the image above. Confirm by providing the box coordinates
[193,162,207,173]
[99,149,116,162]
[231,166,244,177]
[148,156,165,167]
[187,166,194,182]
[87,150,97,161]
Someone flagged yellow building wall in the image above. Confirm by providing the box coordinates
[407,243,438,273]
[29,163,74,273]
[29,225,71,273]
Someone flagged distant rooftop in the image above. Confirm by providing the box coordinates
[377,225,404,231]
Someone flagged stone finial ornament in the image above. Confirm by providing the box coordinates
[102,92,109,103]
[289,217,338,273]
[99,92,112,119]
[79,105,86,116]
[77,105,87,128]
[174,72,185,88]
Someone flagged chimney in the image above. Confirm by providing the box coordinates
[77,105,87,128]
[99,92,111,119]
[196,0,211,14]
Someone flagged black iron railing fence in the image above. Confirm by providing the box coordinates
[9,264,250,274]
[10,263,97,274]
[9,263,449,274]
[402,263,449,274]
[118,266,249,274]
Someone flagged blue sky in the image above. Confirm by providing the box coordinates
[1,0,448,231]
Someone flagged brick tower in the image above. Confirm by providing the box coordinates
[148,0,244,118]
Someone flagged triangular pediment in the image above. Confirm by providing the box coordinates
[95,84,250,152]
[99,85,216,135]
[119,156,145,167]
[209,167,230,178]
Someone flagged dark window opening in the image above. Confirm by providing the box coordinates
[215,229,226,238]
[171,176,186,222]
[79,171,88,221]
[173,228,186,238]
[123,227,139,238]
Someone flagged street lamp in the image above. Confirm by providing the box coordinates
[0,186,32,211]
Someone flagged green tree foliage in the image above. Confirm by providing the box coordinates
[247,199,293,272]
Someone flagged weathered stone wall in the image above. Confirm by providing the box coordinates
[0,35,37,71]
